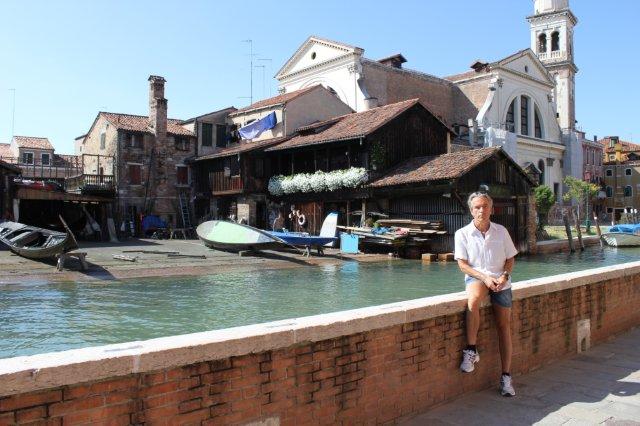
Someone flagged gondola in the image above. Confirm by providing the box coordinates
[0,219,78,260]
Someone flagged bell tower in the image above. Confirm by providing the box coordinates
[528,0,578,130]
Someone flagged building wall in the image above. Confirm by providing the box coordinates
[286,88,352,133]
[603,162,640,218]
[230,107,285,142]
[1,264,639,424]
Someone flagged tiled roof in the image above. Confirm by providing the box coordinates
[231,86,320,115]
[101,113,194,136]
[599,137,640,153]
[266,99,425,152]
[0,143,12,158]
[13,136,54,150]
[370,147,500,188]
[195,137,289,161]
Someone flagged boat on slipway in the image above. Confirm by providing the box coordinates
[196,220,287,251]
[0,220,78,259]
[601,224,640,247]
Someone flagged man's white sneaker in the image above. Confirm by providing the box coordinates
[500,374,516,397]
[460,349,479,372]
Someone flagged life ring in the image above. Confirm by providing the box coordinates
[297,214,307,226]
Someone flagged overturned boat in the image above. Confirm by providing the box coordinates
[602,224,640,247]
[196,220,287,251]
[0,220,78,259]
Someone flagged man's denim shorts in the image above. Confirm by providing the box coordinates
[464,276,513,308]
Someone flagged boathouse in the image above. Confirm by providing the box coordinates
[370,146,537,253]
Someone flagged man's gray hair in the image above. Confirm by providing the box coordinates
[467,192,493,210]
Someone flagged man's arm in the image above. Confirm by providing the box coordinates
[457,259,499,291]
[495,257,515,291]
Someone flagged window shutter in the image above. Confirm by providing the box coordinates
[177,166,188,185]
[202,123,213,147]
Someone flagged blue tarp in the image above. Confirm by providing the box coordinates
[608,224,640,233]
[238,112,277,140]
[142,215,168,233]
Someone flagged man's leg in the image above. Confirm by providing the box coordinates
[492,304,512,373]
[461,281,488,372]
[466,281,489,345]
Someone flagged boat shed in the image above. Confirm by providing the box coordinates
[369,147,537,253]
[0,159,21,219]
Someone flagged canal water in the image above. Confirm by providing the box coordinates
[1,245,638,359]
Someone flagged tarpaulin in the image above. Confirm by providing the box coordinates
[239,111,277,140]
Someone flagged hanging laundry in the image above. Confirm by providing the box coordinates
[238,111,277,140]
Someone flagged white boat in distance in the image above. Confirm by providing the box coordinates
[601,224,640,247]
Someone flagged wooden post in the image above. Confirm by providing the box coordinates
[593,211,603,247]
[562,209,575,252]
[361,199,367,228]
[571,209,584,251]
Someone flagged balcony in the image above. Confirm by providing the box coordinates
[0,157,82,180]
[65,174,115,194]
[210,171,243,195]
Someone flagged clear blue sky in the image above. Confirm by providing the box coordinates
[1,0,638,154]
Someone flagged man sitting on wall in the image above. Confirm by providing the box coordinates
[454,192,518,397]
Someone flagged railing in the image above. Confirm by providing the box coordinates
[538,51,565,61]
[0,156,83,179]
[209,171,243,194]
[65,174,115,193]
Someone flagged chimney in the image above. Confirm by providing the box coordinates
[148,75,167,143]
[378,54,407,69]
[593,135,597,142]
[363,97,379,111]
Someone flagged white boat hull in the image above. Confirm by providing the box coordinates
[602,232,640,247]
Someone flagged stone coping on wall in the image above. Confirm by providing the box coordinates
[1,260,639,397]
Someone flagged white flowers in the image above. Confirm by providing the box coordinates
[268,168,368,196]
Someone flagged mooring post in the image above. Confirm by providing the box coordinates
[572,209,584,251]
[593,212,603,247]
[562,209,575,252]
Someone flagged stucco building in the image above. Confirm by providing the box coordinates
[80,76,196,232]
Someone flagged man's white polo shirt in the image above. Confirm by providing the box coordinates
[454,221,518,289]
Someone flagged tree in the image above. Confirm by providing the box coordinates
[534,185,555,229]
[563,176,599,228]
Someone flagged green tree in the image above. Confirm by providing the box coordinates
[534,185,555,229]
[563,176,599,228]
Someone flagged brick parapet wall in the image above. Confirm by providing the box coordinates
[1,263,640,425]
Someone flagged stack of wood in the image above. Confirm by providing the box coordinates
[375,219,446,246]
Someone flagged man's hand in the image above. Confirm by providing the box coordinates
[495,274,509,292]
[482,275,500,291]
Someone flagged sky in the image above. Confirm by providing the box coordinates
[1,0,639,154]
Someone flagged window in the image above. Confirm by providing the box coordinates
[175,137,190,151]
[100,130,106,149]
[202,123,213,147]
[520,96,529,136]
[606,186,613,198]
[553,183,559,199]
[606,169,613,177]
[551,32,560,51]
[546,158,555,167]
[506,99,515,132]
[176,165,188,185]
[22,152,34,165]
[624,185,633,197]
[41,153,51,166]
[215,124,227,148]
[126,133,143,148]
[538,159,545,185]
[538,33,547,53]
[534,107,543,138]
[607,207,613,213]
[609,154,615,161]
[224,157,240,177]
[626,168,632,176]
[128,164,142,185]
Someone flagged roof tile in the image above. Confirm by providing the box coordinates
[12,136,54,150]
[102,113,194,136]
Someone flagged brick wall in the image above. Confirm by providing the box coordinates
[1,266,639,425]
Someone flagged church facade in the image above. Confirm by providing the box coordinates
[275,0,582,200]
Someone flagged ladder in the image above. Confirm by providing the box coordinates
[178,192,192,229]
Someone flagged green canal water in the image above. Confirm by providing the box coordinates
[1,245,638,359]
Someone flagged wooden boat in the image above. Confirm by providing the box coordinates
[602,224,640,247]
[0,220,78,259]
[196,220,286,251]
[267,231,337,249]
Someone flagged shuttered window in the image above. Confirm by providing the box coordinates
[177,166,188,185]
[129,164,142,185]
[202,123,213,147]
[216,124,227,148]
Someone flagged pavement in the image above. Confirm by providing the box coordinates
[403,328,640,425]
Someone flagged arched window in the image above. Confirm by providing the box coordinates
[520,96,529,136]
[551,32,560,51]
[538,159,545,185]
[625,185,633,197]
[506,99,515,132]
[534,106,543,139]
[538,33,547,53]
[606,186,613,198]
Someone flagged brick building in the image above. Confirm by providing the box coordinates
[0,136,81,182]
[80,76,196,232]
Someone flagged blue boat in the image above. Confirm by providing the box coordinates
[266,212,339,256]
[602,224,640,247]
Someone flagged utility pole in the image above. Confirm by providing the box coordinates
[258,58,273,97]
[241,39,256,105]
[254,65,266,99]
